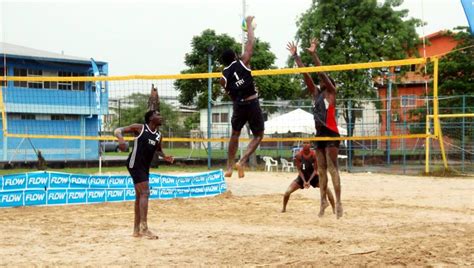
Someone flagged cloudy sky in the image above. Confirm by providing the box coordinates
[0,0,469,76]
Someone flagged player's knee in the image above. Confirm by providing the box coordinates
[140,189,150,197]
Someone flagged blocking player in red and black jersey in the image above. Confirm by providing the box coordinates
[281,141,335,213]
[287,39,343,219]
[219,16,264,179]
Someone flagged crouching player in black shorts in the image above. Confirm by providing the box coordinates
[282,141,335,213]
[114,110,174,239]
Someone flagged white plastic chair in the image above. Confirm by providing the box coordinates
[262,156,278,172]
[280,158,295,172]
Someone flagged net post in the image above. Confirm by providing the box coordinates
[425,115,430,174]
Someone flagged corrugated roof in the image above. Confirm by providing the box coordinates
[0,42,106,65]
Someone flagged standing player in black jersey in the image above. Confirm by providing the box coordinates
[281,141,335,213]
[114,110,174,239]
[220,15,264,178]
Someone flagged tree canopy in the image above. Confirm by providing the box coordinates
[174,29,300,109]
[295,0,422,134]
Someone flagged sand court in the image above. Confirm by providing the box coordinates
[0,171,473,266]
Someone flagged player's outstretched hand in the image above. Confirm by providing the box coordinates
[118,142,127,152]
[306,38,318,54]
[245,15,255,26]
[164,155,174,164]
[286,41,298,56]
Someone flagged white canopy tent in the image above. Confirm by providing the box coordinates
[265,108,347,136]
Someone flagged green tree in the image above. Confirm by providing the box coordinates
[409,28,474,136]
[295,0,422,136]
[174,29,300,110]
[436,28,474,113]
[112,93,183,137]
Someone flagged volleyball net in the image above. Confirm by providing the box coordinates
[1,57,472,174]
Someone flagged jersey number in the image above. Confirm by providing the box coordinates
[233,72,240,80]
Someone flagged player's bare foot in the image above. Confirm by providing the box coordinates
[281,208,286,213]
[336,203,343,219]
[140,229,159,240]
[224,168,233,177]
[235,162,245,178]
[318,200,329,217]
[132,231,141,238]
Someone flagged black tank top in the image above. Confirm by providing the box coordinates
[299,153,316,178]
[313,92,327,130]
[222,60,256,101]
[126,124,161,171]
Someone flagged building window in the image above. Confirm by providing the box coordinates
[51,115,66,121]
[13,68,27,88]
[27,69,44,89]
[220,113,229,123]
[20,114,36,120]
[43,71,58,89]
[0,67,5,87]
[58,71,85,90]
[401,95,416,107]
[212,113,219,123]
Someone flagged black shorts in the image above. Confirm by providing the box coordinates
[315,126,340,149]
[127,168,149,184]
[294,175,319,189]
[231,99,265,134]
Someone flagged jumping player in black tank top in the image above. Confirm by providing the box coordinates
[281,141,335,213]
[114,110,174,239]
[220,16,264,179]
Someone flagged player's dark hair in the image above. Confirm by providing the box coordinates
[221,49,237,66]
[144,110,156,124]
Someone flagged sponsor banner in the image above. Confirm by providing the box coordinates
[159,188,175,199]
[106,189,126,202]
[205,184,221,196]
[0,170,226,208]
[88,175,108,188]
[126,177,135,188]
[69,174,90,189]
[160,175,178,187]
[0,190,24,207]
[24,190,47,206]
[175,187,191,198]
[47,189,68,205]
[149,174,161,187]
[49,172,70,189]
[3,174,27,191]
[189,185,206,197]
[125,188,136,201]
[206,170,224,184]
[107,176,128,189]
[150,188,160,199]
[67,189,87,204]
[26,172,49,189]
[87,189,106,203]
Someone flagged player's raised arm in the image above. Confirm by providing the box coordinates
[287,41,317,95]
[306,38,336,94]
[114,124,142,152]
[241,16,255,67]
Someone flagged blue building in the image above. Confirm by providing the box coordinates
[0,42,108,162]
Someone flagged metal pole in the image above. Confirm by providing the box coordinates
[348,100,352,171]
[242,0,246,54]
[461,95,466,172]
[207,52,212,169]
[386,72,392,166]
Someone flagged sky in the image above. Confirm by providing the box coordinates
[0,0,469,76]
